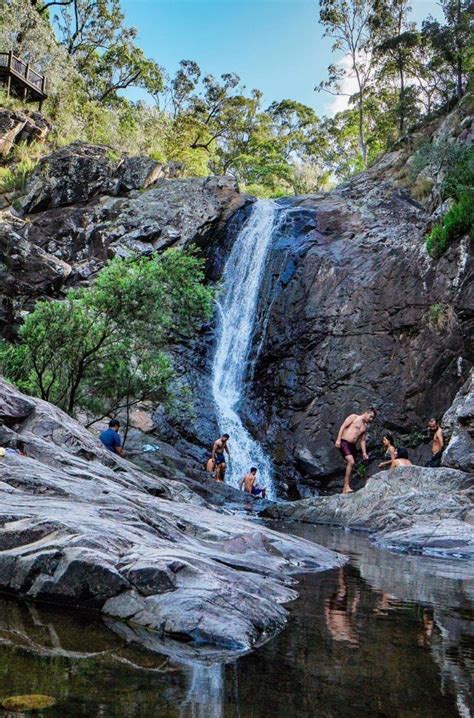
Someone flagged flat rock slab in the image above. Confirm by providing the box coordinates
[0,379,344,652]
[263,465,474,560]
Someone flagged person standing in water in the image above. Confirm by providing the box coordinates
[240,467,266,498]
[212,433,230,481]
[335,408,376,493]
[425,418,444,467]
[378,432,397,469]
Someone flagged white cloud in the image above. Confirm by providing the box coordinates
[323,53,362,117]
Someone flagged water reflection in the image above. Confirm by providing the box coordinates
[0,525,471,717]
[324,568,360,646]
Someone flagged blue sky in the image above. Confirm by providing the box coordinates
[121,0,443,116]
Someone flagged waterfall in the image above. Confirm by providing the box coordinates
[211,199,277,499]
[180,662,224,718]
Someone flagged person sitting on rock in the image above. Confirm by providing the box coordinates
[335,408,376,494]
[240,467,266,498]
[212,433,230,481]
[391,446,412,468]
[425,418,444,467]
[100,419,123,456]
[378,432,397,469]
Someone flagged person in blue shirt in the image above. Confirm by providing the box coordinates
[100,420,123,456]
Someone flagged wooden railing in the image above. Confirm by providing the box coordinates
[0,50,47,95]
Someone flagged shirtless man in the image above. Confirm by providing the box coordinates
[425,418,444,467]
[335,407,376,494]
[212,433,230,481]
[391,446,412,468]
[240,467,266,498]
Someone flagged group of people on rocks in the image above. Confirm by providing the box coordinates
[335,408,445,494]
[202,410,445,498]
[98,408,445,500]
[206,433,267,498]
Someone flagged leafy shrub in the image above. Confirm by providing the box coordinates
[406,428,426,448]
[426,193,473,257]
[0,250,213,429]
[410,141,470,190]
[426,223,448,257]
[0,156,37,193]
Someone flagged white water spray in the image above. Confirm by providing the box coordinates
[211,199,277,499]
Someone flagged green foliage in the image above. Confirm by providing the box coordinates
[0,0,471,191]
[414,143,474,257]
[426,193,474,257]
[428,302,450,331]
[411,141,473,197]
[0,251,213,426]
[0,155,37,193]
[426,223,449,257]
[406,428,426,447]
[355,461,368,478]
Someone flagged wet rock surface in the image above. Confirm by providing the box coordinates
[262,465,474,559]
[243,178,472,495]
[0,379,344,651]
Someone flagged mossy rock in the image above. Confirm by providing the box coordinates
[1,694,56,711]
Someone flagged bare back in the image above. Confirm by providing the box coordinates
[392,458,412,468]
[241,473,256,493]
[341,414,368,444]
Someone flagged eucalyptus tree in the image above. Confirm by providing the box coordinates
[317,0,376,166]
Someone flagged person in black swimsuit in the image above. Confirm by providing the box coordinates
[212,433,230,481]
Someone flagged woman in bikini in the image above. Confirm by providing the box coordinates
[378,432,397,469]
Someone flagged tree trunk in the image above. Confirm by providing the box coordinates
[399,61,405,135]
[358,92,367,165]
[456,0,463,98]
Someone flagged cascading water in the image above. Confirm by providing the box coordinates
[211,199,277,499]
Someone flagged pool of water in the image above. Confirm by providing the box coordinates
[0,524,472,718]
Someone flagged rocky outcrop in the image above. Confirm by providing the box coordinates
[262,465,474,559]
[0,138,248,336]
[0,108,51,157]
[442,370,474,473]
[20,142,166,213]
[0,378,344,652]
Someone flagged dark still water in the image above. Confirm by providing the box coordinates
[0,525,472,718]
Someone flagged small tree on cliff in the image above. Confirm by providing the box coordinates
[0,250,213,435]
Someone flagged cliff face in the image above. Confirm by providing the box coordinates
[244,175,471,495]
[0,100,472,497]
[242,99,473,495]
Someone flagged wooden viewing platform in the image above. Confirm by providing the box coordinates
[0,51,47,110]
